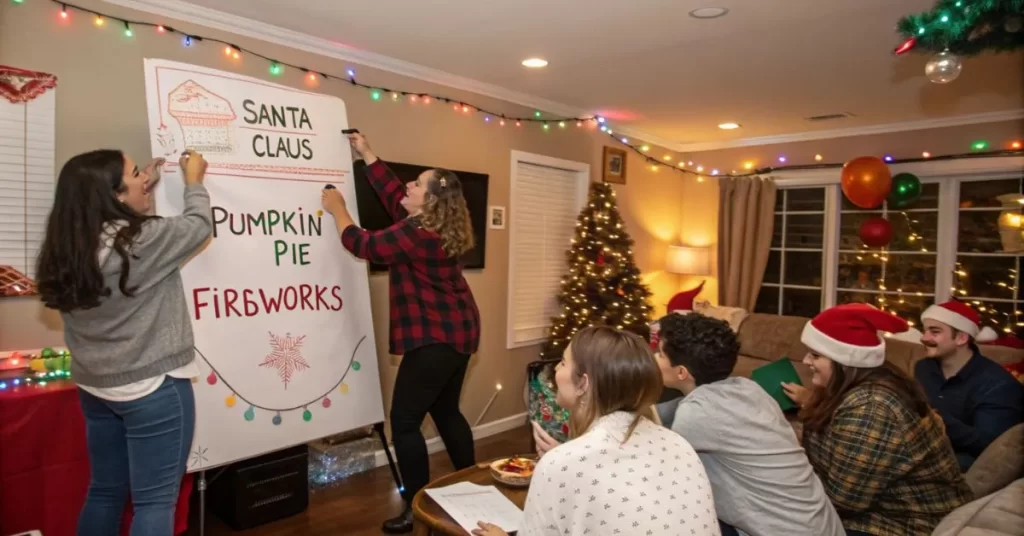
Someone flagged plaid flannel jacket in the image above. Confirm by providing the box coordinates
[341,160,480,356]
[803,383,973,536]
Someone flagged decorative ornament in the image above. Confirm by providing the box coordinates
[596,252,605,267]
[272,412,283,425]
[322,397,332,408]
[0,66,58,104]
[616,288,625,296]
[225,394,237,408]
[303,408,313,422]
[895,1,1024,57]
[859,217,894,248]
[206,371,218,385]
[244,406,256,421]
[340,383,350,394]
[925,50,963,83]
[841,156,892,209]
[887,173,923,208]
[41,347,55,358]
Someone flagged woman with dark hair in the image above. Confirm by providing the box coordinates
[36,149,211,536]
[321,133,480,534]
[471,326,718,536]
[783,304,973,536]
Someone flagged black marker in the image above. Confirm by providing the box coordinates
[341,129,360,135]
[324,184,336,190]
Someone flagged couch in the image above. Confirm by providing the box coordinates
[729,312,1024,535]
[731,313,1024,384]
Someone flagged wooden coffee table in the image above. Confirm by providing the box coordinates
[411,458,531,535]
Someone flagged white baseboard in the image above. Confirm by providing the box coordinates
[372,412,528,468]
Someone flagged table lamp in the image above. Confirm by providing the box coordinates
[666,245,710,313]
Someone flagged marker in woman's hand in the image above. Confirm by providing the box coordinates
[324,184,336,190]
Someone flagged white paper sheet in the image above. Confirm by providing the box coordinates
[425,482,524,534]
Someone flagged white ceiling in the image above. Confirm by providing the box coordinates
[115,0,1024,149]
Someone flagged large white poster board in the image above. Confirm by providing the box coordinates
[143,59,384,471]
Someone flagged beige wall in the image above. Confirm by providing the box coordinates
[0,0,687,435]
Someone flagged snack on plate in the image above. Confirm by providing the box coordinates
[490,456,536,487]
[498,456,535,476]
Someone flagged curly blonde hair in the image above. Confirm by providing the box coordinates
[418,169,475,258]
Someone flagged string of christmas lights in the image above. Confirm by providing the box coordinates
[13,0,1022,180]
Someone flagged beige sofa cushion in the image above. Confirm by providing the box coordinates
[931,479,1024,536]
[736,313,810,362]
[966,424,1024,499]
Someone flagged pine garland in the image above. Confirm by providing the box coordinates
[896,0,1024,56]
[539,183,654,361]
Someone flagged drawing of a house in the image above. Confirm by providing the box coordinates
[168,80,236,153]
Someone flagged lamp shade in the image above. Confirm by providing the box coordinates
[666,245,710,275]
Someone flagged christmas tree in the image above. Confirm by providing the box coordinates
[896,0,1024,56]
[540,183,654,360]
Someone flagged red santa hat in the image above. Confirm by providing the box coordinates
[800,303,909,368]
[920,300,998,342]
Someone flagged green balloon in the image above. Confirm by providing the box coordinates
[887,173,922,208]
[41,347,56,358]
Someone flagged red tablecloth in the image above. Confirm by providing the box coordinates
[0,380,190,536]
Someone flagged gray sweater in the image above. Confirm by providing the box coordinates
[63,183,212,388]
[671,377,845,536]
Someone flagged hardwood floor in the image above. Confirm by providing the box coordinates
[186,426,532,536]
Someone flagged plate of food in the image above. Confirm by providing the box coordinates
[489,456,536,487]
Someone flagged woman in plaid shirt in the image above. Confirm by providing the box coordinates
[783,304,972,536]
[322,133,481,534]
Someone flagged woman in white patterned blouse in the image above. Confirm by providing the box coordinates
[473,326,720,536]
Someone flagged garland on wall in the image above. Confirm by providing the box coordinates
[9,0,1024,178]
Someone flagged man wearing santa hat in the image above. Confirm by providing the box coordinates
[916,300,1024,471]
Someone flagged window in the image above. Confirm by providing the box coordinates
[0,88,55,294]
[755,187,829,317]
[835,183,940,324]
[507,152,589,348]
[767,157,1024,333]
[952,177,1024,336]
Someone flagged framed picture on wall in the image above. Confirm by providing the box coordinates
[602,146,627,184]
[488,206,506,229]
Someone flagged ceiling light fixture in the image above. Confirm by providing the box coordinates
[522,58,548,68]
[718,122,740,130]
[689,7,729,19]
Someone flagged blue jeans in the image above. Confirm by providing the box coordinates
[77,376,195,536]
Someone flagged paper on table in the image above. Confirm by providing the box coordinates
[424,481,523,534]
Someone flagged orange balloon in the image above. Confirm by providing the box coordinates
[841,156,892,209]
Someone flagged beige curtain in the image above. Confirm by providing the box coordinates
[717,176,777,309]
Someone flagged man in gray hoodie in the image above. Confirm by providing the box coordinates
[655,313,845,536]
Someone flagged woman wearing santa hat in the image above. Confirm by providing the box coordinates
[916,300,1024,472]
[782,304,972,536]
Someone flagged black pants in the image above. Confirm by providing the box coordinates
[391,343,475,502]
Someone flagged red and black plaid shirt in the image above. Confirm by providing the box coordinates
[341,160,480,356]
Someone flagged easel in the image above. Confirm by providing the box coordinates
[195,421,402,536]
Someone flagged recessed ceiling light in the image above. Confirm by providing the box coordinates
[689,7,729,19]
[718,122,740,130]
[522,58,549,68]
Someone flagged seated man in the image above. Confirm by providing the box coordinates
[917,300,1024,471]
[655,313,843,536]
[532,313,844,536]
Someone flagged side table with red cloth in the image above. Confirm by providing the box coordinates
[0,380,191,536]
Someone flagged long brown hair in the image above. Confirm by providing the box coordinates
[566,326,663,442]
[800,357,932,433]
[37,150,155,311]
[418,169,474,258]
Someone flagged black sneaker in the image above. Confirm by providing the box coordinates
[381,505,414,534]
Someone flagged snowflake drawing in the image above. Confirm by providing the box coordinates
[259,332,310,389]
[189,446,208,469]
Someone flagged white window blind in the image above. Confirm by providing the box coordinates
[508,161,583,347]
[0,89,56,285]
